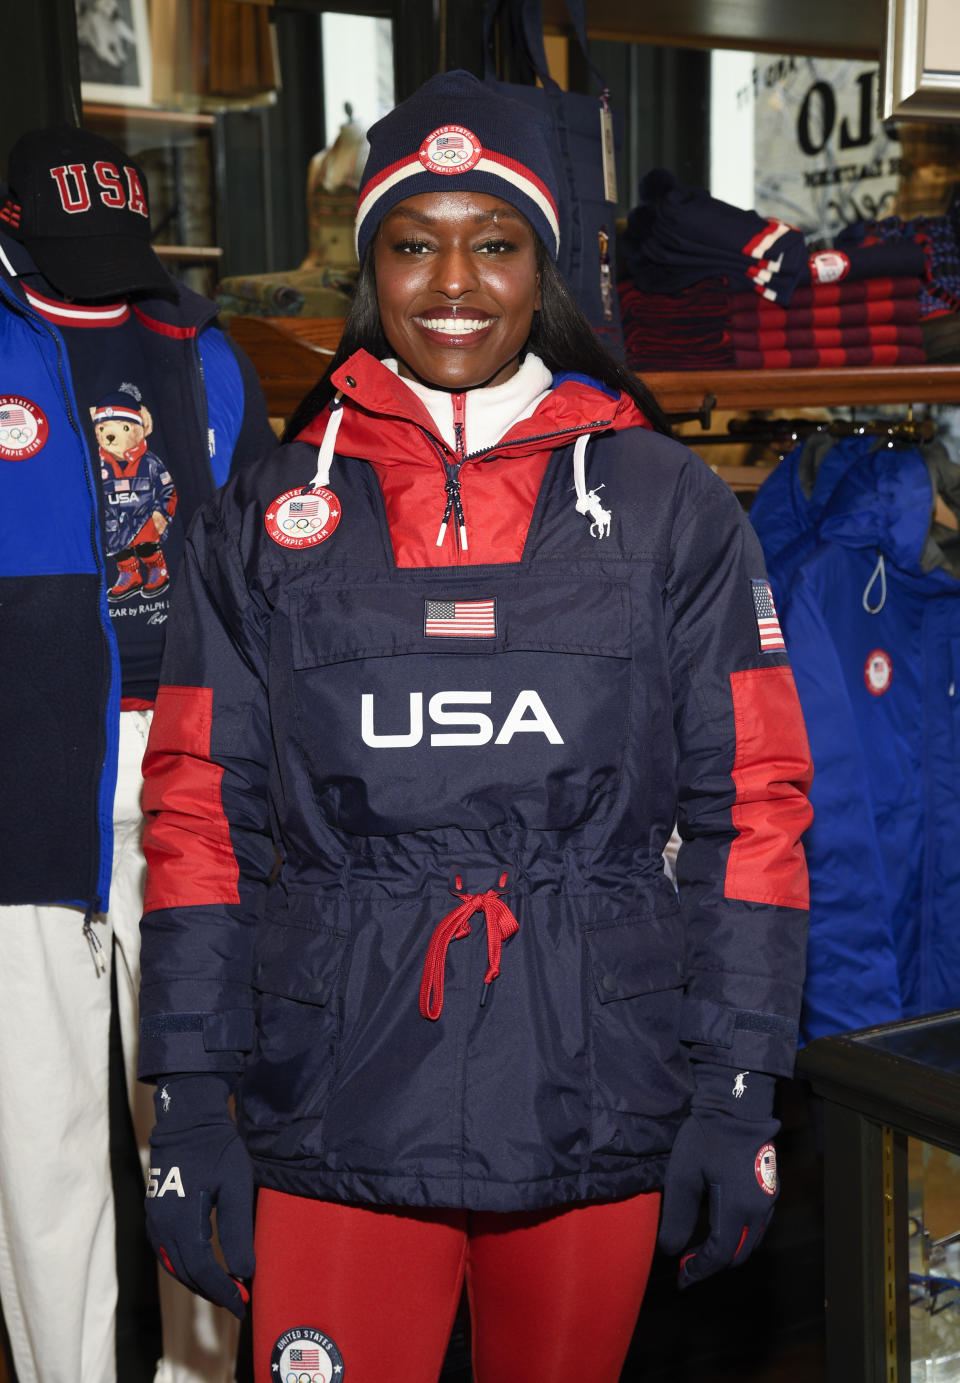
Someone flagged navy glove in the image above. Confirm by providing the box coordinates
[145,1073,254,1318]
[659,1062,780,1287]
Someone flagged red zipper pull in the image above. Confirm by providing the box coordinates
[452,392,466,456]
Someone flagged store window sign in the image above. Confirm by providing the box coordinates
[749,57,901,242]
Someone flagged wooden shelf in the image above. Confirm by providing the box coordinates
[541,0,881,57]
[228,316,346,414]
[154,244,223,263]
[82,103,216,130]
[226,316,960,419]
[644,365,960,414]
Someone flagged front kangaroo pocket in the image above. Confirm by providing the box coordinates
[284,575,633,834]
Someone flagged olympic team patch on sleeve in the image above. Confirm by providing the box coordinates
[751,579,786,653]
[271,1326,345,1380]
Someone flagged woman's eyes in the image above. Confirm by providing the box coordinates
[389,236,519,256]
[476,238,518,255]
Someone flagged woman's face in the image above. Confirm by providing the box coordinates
[373,190,541,391]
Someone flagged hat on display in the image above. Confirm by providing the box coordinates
[0,124,172,300]
[355,70,560,264]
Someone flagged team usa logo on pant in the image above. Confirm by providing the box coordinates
[270,1327,345,1382]
[0,395,48,460]
[265,488,342,548]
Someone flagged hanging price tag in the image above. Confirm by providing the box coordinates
[599,102,617,204]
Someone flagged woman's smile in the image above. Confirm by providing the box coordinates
[411,310,497,338]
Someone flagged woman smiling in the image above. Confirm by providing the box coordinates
[138,70,813,1383]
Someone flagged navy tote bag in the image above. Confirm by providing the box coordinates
[483,0,626,358]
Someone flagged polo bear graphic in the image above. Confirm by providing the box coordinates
[92,383,178,601]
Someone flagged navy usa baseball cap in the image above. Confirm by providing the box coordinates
[1,124,172,300]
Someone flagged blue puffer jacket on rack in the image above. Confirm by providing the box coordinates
[757,440,960,1040]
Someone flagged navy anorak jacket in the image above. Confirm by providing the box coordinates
[138,350,812,1212]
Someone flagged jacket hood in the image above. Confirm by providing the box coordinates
[751,432,881,573]
[819,440,960,584]
[296,349,651,466]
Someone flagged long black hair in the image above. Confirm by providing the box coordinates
[281,237,672,442]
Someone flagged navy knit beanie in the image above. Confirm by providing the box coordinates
[355,70,560,264]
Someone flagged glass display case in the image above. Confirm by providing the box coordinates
[798,1010,960,1383]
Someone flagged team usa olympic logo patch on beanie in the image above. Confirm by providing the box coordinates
[270,1326,345,1382]
[418,125,483,175]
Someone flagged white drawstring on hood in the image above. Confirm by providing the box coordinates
[862,551,887,613]
[306,391,345,491]
[572,434,612,539]
[309,370,617,549]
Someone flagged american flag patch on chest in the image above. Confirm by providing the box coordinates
[424,598,497,638]
[751,580,786,652]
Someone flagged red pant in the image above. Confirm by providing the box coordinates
[253,1189,660,1383]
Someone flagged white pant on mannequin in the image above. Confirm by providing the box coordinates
[0,710,239,1383]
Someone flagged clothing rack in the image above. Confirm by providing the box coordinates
[677,410,940,450]
[674,403,948,494]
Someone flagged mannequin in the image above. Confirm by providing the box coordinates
[0,123,275,1383]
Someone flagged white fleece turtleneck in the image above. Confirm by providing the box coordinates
[383,352,554,455]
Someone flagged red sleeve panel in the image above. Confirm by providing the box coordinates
[142,683,240,912]
[725,666,813,910]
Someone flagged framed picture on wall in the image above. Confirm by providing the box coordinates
[76,0,153,107]
[881,0,960,118]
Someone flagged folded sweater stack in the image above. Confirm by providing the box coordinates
[728,275,925,369]
[619,272,927,372]
[617,169,959,373]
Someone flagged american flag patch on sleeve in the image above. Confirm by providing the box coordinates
[424,598,496,638]
[751,580,786,652]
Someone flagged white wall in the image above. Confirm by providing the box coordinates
[709,48,756,210]
[321,13,394,141]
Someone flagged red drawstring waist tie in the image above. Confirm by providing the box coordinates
[419,876,519,1020]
